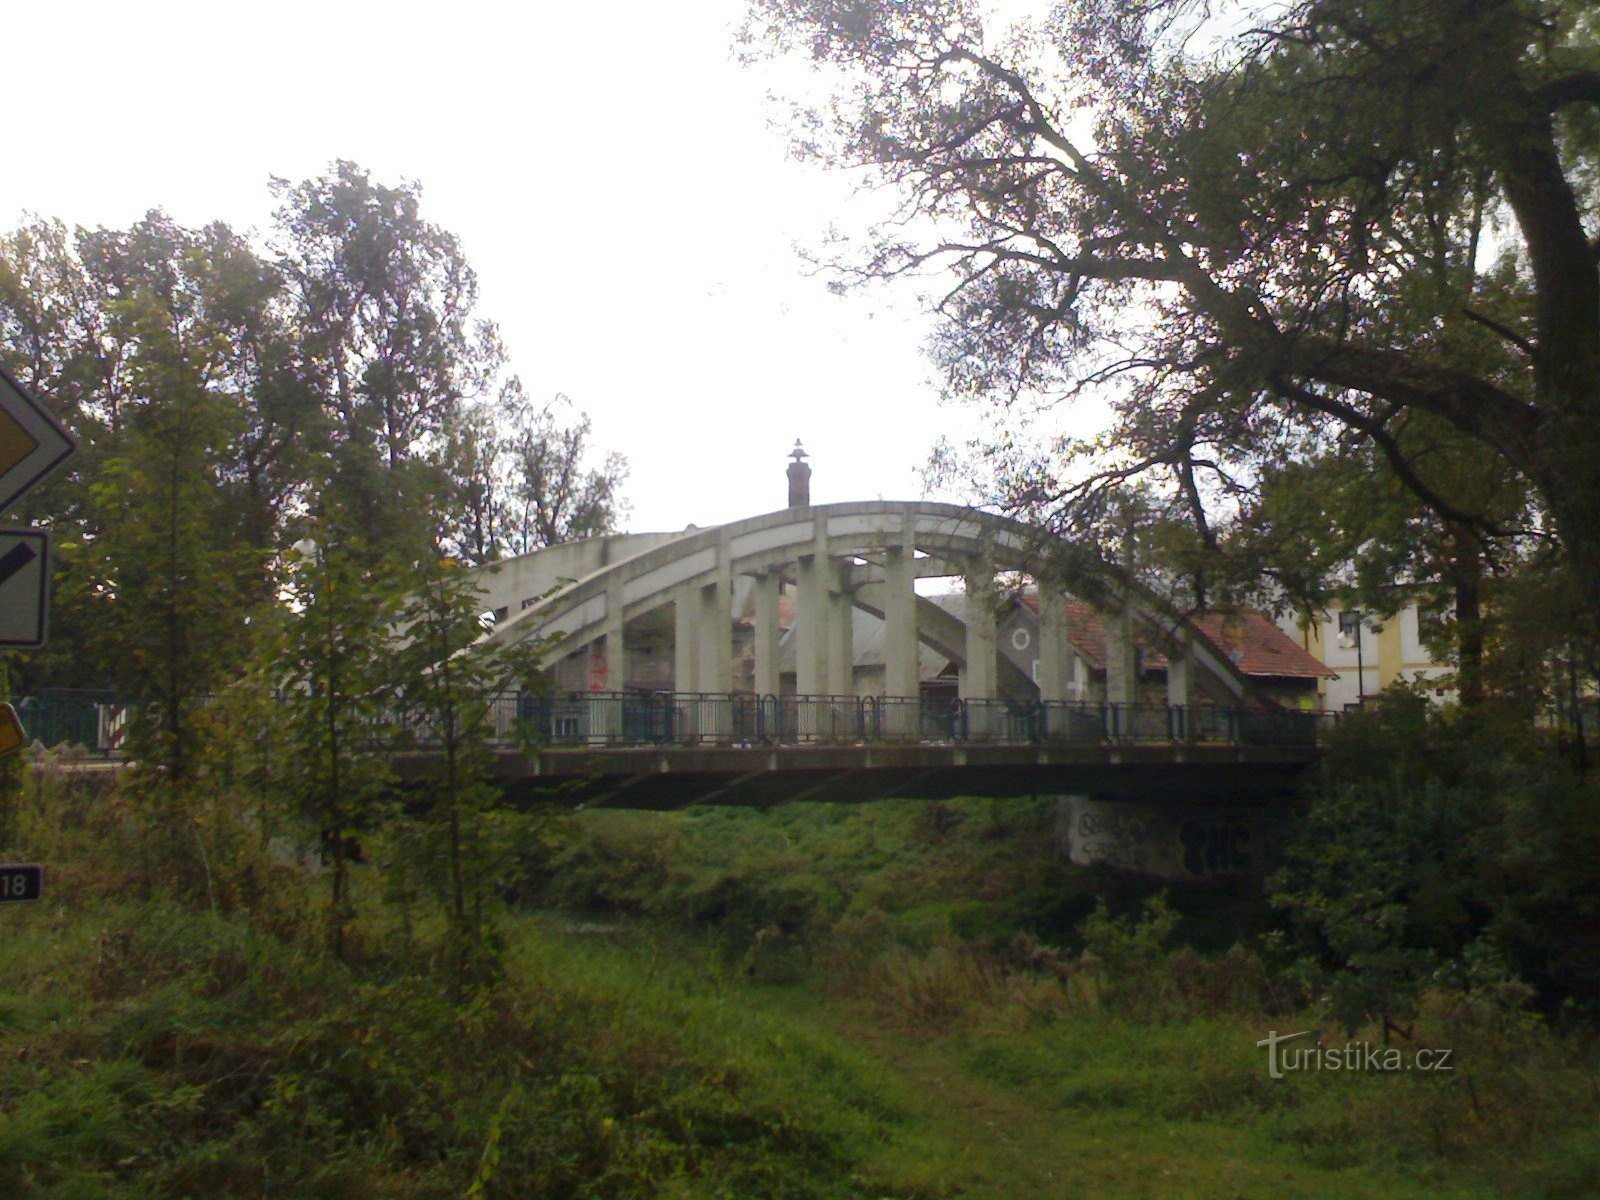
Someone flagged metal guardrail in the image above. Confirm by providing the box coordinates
[7,690,1336,757]
[492,692,1334,751]
[10,691,129,756]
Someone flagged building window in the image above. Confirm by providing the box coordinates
[1418,604,1449,645]
[1337,610,1361,637]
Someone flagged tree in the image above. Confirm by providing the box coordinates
[88,344,248,782]
[272,161,505,562]
[279,533,405,960]
[0,212,315,693]
[390,558,538,987]
[437,387,629,564]
[1271,692,1600,1020]
[1242,413,1530,706]
[502,392,629,555]
[743,0,1600,615]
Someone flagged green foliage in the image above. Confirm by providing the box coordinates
[744,0,1600,625]
[387,557,541,987]
[275,537,405,958]
[1078,892,1179,971]
[0,165,629,710]
[0,775,924,1200]
[88,351,252,782]
[1271,694,1600,1026]
[5,760,1600,1198]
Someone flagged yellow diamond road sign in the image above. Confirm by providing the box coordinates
[0,365,74,514]
[0,703,23,759]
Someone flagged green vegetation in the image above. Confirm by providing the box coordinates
[0,26,1597,1193]
[743,0,1600,706]
[0,164,630,703]
[4,708,1594,1198]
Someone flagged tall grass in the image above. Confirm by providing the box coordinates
[0,764,925,1199]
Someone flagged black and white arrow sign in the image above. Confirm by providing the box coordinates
[0,530,49,648]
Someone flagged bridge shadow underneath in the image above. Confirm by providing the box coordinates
[391,693,1327,808]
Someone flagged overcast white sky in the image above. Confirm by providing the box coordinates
[2,0,1070,533]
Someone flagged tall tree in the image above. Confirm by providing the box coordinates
[86,270,254,781]
[278,533,404,960]
[0,168,631,716]
[503,392,629,555]
[437,387,630,564]
[390,557,537,987]
[743,0,1600,613]
[272,161,504,561]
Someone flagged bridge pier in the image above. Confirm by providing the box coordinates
[960,550,997,700]
[1167,627,1195,711]
[698,578,732,731]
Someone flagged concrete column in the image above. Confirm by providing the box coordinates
[752,571,780,697]
[696,577,732,740]
[961,551,997,701]
[1037,581,1072,704]
[601,581,625,692]
[884,546,920,699]
[673,584,698,695]
[795,554,828,696]
[1104,600,1139,706]
[828,562,854,696]
[1166,626,1194,709]
[697,579,731,695]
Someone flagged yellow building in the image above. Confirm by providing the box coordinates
[1278,604,1452,712]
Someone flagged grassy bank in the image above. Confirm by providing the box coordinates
[0,766,1596,1197]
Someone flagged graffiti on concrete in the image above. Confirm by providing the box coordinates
[1062,797,1281,880]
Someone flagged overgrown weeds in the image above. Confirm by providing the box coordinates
[0,768,920,1199]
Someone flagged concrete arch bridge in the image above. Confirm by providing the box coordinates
[437,496,1327,808]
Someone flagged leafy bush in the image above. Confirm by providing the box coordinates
[1271,694,1600,1027]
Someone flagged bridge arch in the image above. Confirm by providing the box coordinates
[477,500,1254,706]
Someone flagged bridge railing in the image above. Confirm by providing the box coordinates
[475,693,1332,751]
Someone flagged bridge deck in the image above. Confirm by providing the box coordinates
[393,693,1330,807]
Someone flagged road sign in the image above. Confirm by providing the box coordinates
[0,870,41,908]
[0,364,74,514]
[0,865,42,904]
[0,530,48,647]
[0,703,23,758]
